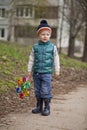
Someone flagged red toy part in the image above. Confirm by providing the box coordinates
[19,93,25,99]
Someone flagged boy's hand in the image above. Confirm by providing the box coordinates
[28,72,32,79]
[54,72,60,78]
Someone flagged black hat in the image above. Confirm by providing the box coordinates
[37,20,52,34]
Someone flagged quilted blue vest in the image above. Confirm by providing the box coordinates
[33,40,54,73]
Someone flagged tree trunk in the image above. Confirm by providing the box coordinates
[68,35,75,58]
[82,20,87,62]
[67,0,75,58]
[59,0,65,53]
[67,15,75,58]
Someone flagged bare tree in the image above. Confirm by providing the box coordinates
[7,0,18,41]
[77,0,87,62]
[59,0,65,53]
[57,0,84,57]
[66,0,84,58]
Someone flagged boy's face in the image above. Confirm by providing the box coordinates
[38,30,51,43]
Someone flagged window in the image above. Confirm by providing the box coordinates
[20,8,24,16]
[25,8,29,16]
[0,28,5,38]
[16,5,34,18]
[0,8,5,17]
[16,8,19,16]
[15,25,36,38]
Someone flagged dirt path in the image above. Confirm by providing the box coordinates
[0,85,87,130]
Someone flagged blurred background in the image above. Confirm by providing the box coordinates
[0,0,87,61]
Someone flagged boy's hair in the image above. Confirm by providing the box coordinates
[37,20,52,34]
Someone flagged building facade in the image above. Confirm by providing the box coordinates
[0,0,59,43]
[0,0,9,41]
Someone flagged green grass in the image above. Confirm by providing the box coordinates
[0,41,87,94]
[60,54,87,69]
[0,41,32,94]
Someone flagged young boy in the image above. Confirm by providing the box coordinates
[28,20,60,116]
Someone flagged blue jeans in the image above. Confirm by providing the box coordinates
[33,73,52,99]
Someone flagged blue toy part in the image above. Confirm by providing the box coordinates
[16,87,21,93]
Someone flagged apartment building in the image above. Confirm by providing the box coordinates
[0,0,9,40]
[0,0,59,43]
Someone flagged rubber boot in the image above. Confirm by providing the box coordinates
[42,99,50,116]
[32,98,43,114]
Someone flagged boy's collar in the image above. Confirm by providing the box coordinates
[38,40,50,45]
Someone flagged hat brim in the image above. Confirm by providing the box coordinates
[37,27,52,34]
